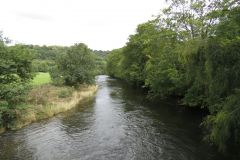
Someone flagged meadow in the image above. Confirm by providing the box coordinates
[31,72,52,86]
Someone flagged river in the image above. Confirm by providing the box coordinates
[0,75,228,160]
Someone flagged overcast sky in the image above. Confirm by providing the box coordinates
[0,0,167,50]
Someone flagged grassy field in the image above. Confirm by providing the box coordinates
[31,72,52,86]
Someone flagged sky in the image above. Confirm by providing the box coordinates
[0,0,167,50]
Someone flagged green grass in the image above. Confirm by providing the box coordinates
[31,72,52,86]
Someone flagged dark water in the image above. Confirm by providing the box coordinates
[0,75,228,160]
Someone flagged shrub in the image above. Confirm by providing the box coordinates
[0,42,33,109]
[58,89,73,98]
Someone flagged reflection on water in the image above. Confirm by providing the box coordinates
[0,75,228,160]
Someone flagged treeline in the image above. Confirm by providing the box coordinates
[106,0,240,152]
[22,45,107,74]
[25,45,68,72]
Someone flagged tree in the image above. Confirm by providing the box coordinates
[106,48,124,78]
[161,0,238,40]
[0,38,33,108]
[50,43,97,86]
[120,21,160,86]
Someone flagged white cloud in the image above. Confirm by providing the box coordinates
[0,0,166,50]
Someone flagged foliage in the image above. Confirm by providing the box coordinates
[24,45,68,73]
[94,55,107,75]
[0,34,34,128]
[50,43,97,87]
[92,50,108,75]
[122,22,160,86]
[32,60,55,72]
[0,41,33,108]
[92,50,109,58]
[25,45,68,60]
[203,90,240,152]
[49,66,65,86]
[106,49,124,78]
[106,0,240,152]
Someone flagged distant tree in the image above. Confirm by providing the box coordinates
[91,50,109,75]
[92,50,109,58]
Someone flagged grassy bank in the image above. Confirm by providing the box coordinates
[12,84,97,130]
[0,73,98,133]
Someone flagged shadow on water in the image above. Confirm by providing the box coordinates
[0,75,232,160]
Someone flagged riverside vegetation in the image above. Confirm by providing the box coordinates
[106,0,240,154]
[0,0,240,157]
[0,40,101,133]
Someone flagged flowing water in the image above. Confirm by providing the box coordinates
[0,75,229,160]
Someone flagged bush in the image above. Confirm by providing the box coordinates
[0,42,33,109]
[58,89,73,98]
[1,109,18,129]
[0,82,31,108]
[203,90,240,152]
[49,66,65,86]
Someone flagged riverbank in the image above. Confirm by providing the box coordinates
[0,84,98,134]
